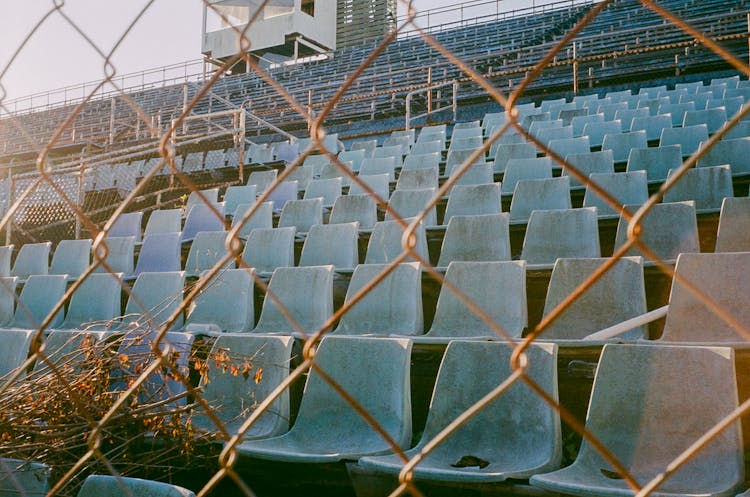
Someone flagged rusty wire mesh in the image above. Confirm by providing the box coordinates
[0,0,750,496]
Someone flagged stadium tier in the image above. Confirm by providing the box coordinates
[2,0,750,496]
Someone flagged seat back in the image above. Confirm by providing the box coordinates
[427,261,526,338]
[253,265,334,335]
[335,262,422,336]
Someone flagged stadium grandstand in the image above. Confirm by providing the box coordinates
[1,0,750,495]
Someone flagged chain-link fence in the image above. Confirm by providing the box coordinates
[1,0,750,495]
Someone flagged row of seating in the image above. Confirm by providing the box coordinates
[22,332,746,496]
[75,71,750,192]
[5,74,749,244]
[74,74,750,208]
[1,246,746,379]
[12,184,750,290]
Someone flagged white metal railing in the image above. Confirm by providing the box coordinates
[584,305,670,341]
[186,81,295,143]
[405,81,459,130]
[170,108,247,180]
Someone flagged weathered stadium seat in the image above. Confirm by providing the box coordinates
[0,458,50,497]
[364,219,429,264]
[143,208,182,237]
[57,273,122,331]
[277,198,323,233]
[230,201,274,238]
[247,170,278,194]
[184,269,254,334]
[571,113,604,137]
[192,334,293,437]
[521,207,601,265]
[539,257,647,341]
[350,138,378,157]
[697,137,750,173]
[372,145,404,166]
[107,211,143,242]
[251,265,333,336]
[658,101,696,126]
[449,163,494,188]
[614,107,649,131]
[445,148,488,172]
[77,474,195,497]
[438,213,512,267]
[0,277,18,327]
[629,113,673,142]
[443,183,501,224]
[684,107,728,134]
[660,123,709,156]
[180,203,225,243]
[235,336,412,462]
[11,241,50,281]
[0,329,35,377]
[536,125,573,146]
[334,262,422,336]
[329,194,378,229]
[582,170,648,216]
[359,156,397,181]
[184,231,235,277]
[299,222,359,269]
[402,151,441,170]
[546,135,590,159]
[596,101,628,121]
[664,164,733,210]
[303,177,342,207]
[385,188,437,226]
[0,245,12,277]
[626,144,682,180]
[286,165,313,190]
[241,227,295,274]
[358,340,559,482]
[395,167,439,191]
[601,129,647,163]
[614,201,699,262]
[657,252,750,343]
[266,180,299,212]
[419,261,526,341]
[562,149,614,186]
[348,173,390,200]
[120,271,185,331]
[338,149,367,172]
[531,344,743,497]
[492,142,538,173]
[501,157,553,194]
[409,140,442,156]
[132,233,181,278]
[93,236,135,275]
[182,152,204,174]
[49,238,91,280]
[185,188,219,215]
[303,155,331,175]
[715,197,750,252]
[509,176,571,222]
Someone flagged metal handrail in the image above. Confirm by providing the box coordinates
[405,82,459,130]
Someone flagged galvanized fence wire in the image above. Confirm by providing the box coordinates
[0,0,748,495]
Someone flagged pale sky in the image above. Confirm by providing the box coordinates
[0,0,538,108]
